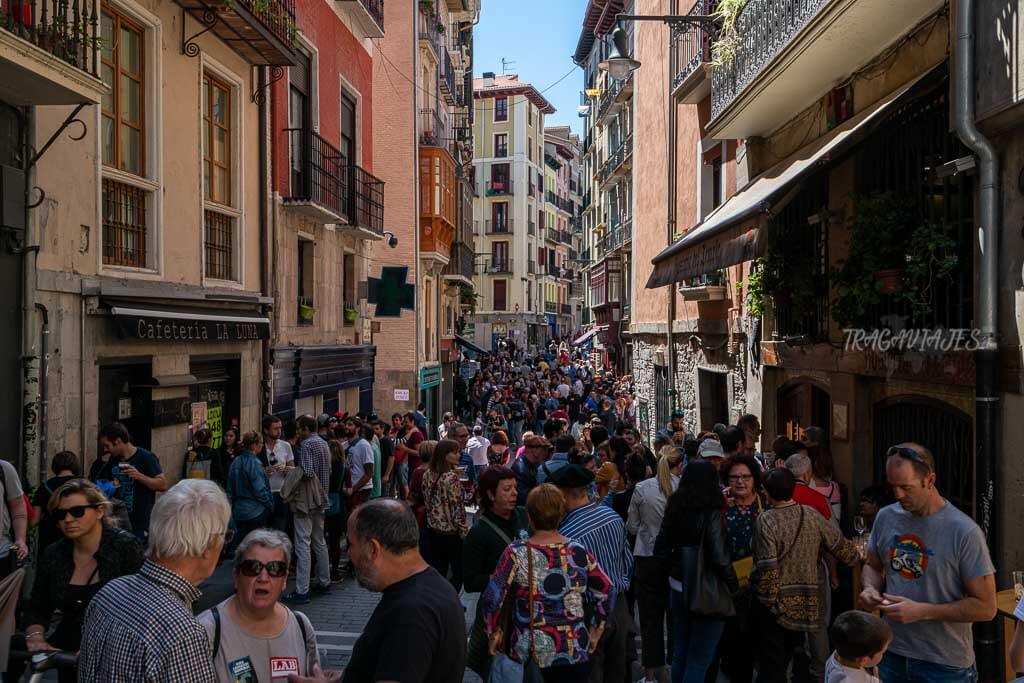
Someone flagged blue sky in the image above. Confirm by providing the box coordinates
[474,0,589,134]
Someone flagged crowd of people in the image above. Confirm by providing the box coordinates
[0,337,1004,682]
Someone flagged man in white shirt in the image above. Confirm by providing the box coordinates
[556,379,571,399]
[344,422,375,510]
[466,426,490,479]
[262,415,295,530]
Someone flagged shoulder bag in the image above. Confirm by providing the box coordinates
[488,544,544,683]
[680,510,735,618]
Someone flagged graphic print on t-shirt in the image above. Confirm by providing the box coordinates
[270,657,299,679]
[111,464,135,512]
[889,534,933,580]
[227,655,257,682]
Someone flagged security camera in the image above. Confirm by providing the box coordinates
[388,235,398,249]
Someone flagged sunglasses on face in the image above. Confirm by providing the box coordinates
[237,559,289,578]
[887,445,933,473]
[54,504,101,521]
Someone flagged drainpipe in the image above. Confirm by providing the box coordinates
[34,303,48,482]
[953,0,1000,678]
[258,67,272,415]
[20,109,40,484]
[665,0,678,413]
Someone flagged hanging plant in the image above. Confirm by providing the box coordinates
[831,192,915,328]
[710,0,749,66]
[743,258,768,317]
[901,221,959,316]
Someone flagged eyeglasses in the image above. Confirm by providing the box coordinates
[728,474,754,482]
[237,559,289,578]
[886,445,933,472]
[53,504,100,521]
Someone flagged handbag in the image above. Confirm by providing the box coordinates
[731,494,763,587]
[487,544,544,683]
[680,511,735,618]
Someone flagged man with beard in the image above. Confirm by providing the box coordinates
[291,499,466,682]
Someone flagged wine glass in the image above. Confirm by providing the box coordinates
[853,515,867,536]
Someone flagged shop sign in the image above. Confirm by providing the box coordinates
[112,307,270,342]
[208,405,223,449]
[118,397,132,420]
[419,366,442,389]
[152,397,190,428]
[394,389,410,402]
[191,401,207,428]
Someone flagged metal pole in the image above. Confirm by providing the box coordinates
[665,0,678,414]
[952,0,1000,679]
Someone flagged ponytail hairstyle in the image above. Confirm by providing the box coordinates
[657,445,683,499]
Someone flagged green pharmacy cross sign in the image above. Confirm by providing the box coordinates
[367,266,415,317]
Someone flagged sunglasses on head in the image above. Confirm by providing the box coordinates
[887,445,933,472]
[53,504,100,521]
[237,559,289,578]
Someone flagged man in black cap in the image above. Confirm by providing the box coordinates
[551,465,634,683]
[317,413,337,441]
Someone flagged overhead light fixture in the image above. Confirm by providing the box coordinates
[598,25,642,81]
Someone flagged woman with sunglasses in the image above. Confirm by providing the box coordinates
[197,529,320,682]
[23,479,144,681]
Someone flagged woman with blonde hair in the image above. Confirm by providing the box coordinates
[627,445,684,682]
[24,479,143,681]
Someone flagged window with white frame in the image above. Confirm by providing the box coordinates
[202,72,238,281]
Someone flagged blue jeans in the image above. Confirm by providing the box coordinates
[669,589,725,683]
[879,652,978,683]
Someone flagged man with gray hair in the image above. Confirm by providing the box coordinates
[293,499,467,682]
[78,479,231,682]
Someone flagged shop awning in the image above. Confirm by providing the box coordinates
[454,335,487,355]
[646,67,940,289]
[573,327,604,346]
[109,304,270,342]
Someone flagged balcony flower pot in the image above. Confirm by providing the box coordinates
[344,307,359,323]
[299,304,315,322]
[873,269,904,295]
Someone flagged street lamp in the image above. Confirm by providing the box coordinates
[598,12,718,81]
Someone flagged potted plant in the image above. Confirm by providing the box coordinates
[299,301,315,322]
[902,220,958,316]
[831,192,914,328]
[344,306,359,323]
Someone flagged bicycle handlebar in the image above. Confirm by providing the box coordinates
[10,649,79,671]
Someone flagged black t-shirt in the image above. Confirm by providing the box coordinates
[93,447,162,537]
[343,567,466,683]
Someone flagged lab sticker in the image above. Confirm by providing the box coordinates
[270,657,300,678]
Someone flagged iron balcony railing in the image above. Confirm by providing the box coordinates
[419,108,444,147]
[568,248,578,261]
[671,0,717,92]
[452,111,471,144]
[528,260,537,275]
[440,48,456,104]
[544,301,557,313]
[345,163,384,235]
[417,7,440,53]
[546,227,559,243]
[485,219,510,235]
[597,78,623,120]
[559,230,572,244]
[485,179,512,196]
[487,257,513,274]
[3,0,100,77]
[285,128,346,217]
[560,268,574,281]
[560,303,572,315]
[352,0,383,33]
[448,240,474,281]
[546,262,560,277]
[711,0,828,120]
[528,220,536,236]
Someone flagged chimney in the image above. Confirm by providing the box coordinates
[482,72,495,87]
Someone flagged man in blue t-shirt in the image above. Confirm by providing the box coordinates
[860,443,996,682]
[97,422,167,543]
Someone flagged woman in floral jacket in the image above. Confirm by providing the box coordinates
[422,439,468,591]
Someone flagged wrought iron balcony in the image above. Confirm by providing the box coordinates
[597,79,623,121]
[176,0,297,65]
[528,220,536,236]
[528,260,537,275]
[0,0,105,104]
[445,240,475,284]
[335,0,384,39]
[545,301,557,314]
[342,164,384,238]
[486,257,513,275]
[485,179,512,196]
[440,48,456,105]
[420,108,444,147]
[560,303,572,315]
[485,219,510,235]
[283,128,345,222]
[417,7,441,58]
[545,227,559,243]
[671,0,716,102]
